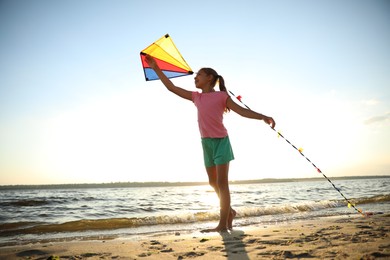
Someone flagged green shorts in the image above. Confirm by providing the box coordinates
[201,136,235,167]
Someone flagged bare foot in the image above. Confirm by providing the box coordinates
[201,226,228,233]
[228,209,236,230]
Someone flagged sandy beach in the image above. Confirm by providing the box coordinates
[1,213,389,260]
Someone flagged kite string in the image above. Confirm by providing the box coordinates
[227,90,367,217]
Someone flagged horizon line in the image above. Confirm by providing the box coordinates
[1,175,389,190]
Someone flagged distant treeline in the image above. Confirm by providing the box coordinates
[0,175,390,190]
[0,175,388,190]
[0,181,208,190]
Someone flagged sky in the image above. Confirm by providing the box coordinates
[0,0,389,185]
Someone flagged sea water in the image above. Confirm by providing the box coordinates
[0,176,389,246]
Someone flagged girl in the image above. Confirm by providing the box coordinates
[145,55,275,232]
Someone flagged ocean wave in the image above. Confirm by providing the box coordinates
[354,194,390,204]
[0,196,104,208]
[1,194,387,236]
[0,199,49,207]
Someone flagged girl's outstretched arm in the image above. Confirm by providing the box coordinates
[144,54,192,101]
[227,97,276,128]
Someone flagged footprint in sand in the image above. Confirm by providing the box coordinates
[176,251,206,259]
[139,239,174,256]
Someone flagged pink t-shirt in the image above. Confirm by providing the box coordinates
[192,91,229,138]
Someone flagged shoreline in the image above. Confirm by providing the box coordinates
[1,213,389,259]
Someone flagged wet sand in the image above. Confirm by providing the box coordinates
[1,213,389,259]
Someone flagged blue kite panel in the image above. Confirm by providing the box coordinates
[144,68,190,81]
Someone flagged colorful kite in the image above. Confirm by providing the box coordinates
[140,34,193,81]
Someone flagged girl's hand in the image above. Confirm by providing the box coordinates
[145,54,158,70]
[264,116,276,129]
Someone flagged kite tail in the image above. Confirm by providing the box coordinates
[271,128,366,217]
[228,90,368,217]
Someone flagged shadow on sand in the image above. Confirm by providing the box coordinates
[220,229,250,260]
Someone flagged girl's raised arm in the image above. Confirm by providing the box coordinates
[144,55,192,101]
[227,97,276,128]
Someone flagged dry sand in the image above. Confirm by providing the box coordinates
[1,213,389,259]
